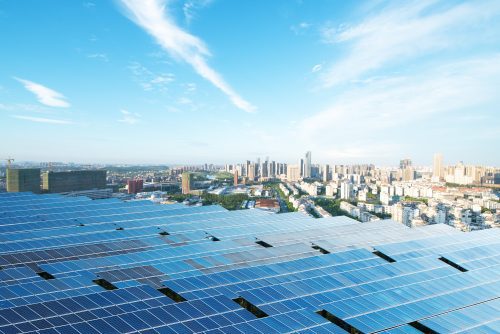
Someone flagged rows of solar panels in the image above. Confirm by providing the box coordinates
[0,191,499,333]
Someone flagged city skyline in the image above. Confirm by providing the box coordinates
[1,0,500,165]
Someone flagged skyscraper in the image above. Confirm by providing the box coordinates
[433,153,443,180]
[247,164,256,181]
[233,170,238,187]
[304,151,312,178]
[323,164,330,182]
[182,172,193,194]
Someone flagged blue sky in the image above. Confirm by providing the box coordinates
[0,0,499,166]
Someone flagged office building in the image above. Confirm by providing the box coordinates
[287,165,300,182]
[42,170,106,193]
[127,179,143,194]
[6,168,41,193]
[433,153,443,180]
[181,172,193,194]
[247,164,256,181]
[340,181,353,200]
[323,164,330,182]
[402,167,415,181]
[304,151,312,178]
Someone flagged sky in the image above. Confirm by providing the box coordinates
[0,0,499,166]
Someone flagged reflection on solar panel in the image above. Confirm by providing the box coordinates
[0,192,499,333]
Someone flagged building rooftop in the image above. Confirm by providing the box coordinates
[0,192,498,333]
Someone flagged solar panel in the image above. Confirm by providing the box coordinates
[0,192,498,333]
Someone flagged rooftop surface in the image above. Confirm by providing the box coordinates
[0,192,499,333]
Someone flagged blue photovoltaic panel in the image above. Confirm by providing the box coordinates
[0,192,498,333]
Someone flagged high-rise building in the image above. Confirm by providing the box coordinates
[247,164,256,181]
[287,165,300,182]
[42,170,106,193]
[127,179,143,194]
[304,151,312,178]
[245,160,250,177]
[400,158,412,170]
[340,181,353,200]
[433,153,443,180]
[402,168,415,181]
[181,172,193,194]
[299,158,304,177]
[233,171,238,187]
[6,168,41,193]
[323,164,330,182]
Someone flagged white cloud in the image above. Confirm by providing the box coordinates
[119,109,141,124]
[301,55,500,160]
[128,61,174,92]
[119,0,255,112]
[177,97,192,105]
[14,77,70,108]
[320,1,500,88]
[12,115,73,124]
[311,64,322,73]
[183,0,212,24]
[87,53,109,62]
[291,22,311,35]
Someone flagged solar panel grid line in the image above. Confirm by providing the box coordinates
[330,267,500,323]
[0,285,178,330]
[0,197,91,210]
[347,283,500,333]
[163,248,377,294]
[179,257,391,302]
[163,252,385,299]
[374,228,500,255]
[454,319,500,333]
[0,198,137,221]
[34,223,348,276]
[0,197,83,208]
[391,239,500,262]
[201,308,330,334]
[252,261,467,316]
[261,220,410,245]
[0,210,250,244]
[0,203,170,232]
[0,229,167,255]
[1,294,254,334]
[417,297,500,333]
[39,239,261,273]
[265,230,458,254]
[0,206,274,245]
[377,232,500,260]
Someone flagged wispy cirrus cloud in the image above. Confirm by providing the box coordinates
[14,77,70,108]
[87,53,109,62]
[12,115,73,124]
[128,61,174,92]
[118,109,141,124]
[119,0,255,112]
[182,0,212,24]
[302,55,500,160]
[320,0,500,88]
[291,22,311,35]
